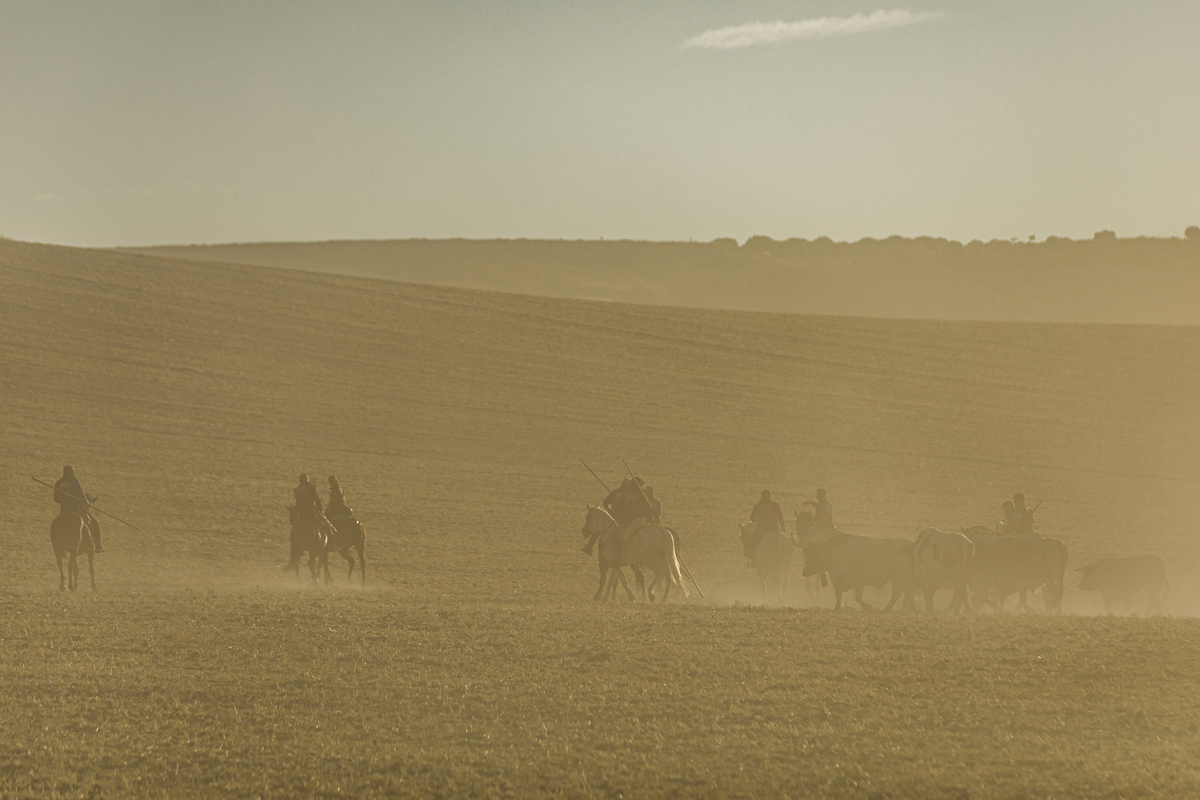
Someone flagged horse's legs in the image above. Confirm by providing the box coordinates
[603,568,622,601]
[619,567,635,601]
[632,565,647,602]
[612,567,634,601]
[594,561,609,601]
[322,550,334,586]
[68,553,78,592]
[56,552,66,591]
[87,552,96,590]
[355,540,366,587]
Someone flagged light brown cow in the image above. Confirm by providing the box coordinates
[797,530,915,612]
[1078,556,1168,614]
[969,534,1068,613]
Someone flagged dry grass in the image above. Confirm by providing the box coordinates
[3,238,1200,796]
[4,593,1200,799]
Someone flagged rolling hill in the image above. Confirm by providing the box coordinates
[4,236,1199,605]
[123,234,1200,324]
[5,236,1200,798]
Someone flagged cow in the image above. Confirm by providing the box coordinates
[1078,556,1168,614]
[797,529,915,612]
[969,534,1068,613]
[912,528,975,613]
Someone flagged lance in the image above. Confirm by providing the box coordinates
[622,458,705,599]
[32,476,142,530]
[579,459,611,494]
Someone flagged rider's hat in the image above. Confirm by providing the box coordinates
[63,465,75,476]
[761,489,771,498]
[816,488,827,498]
[328,475,338,485]
[1013,492,1026,503]
[299,473,309,483]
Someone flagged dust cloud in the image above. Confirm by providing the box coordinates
[3,236,1200,797]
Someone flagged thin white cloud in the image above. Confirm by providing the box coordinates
[682,9,938,50]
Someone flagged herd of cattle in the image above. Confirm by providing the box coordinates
[739,511,1170,614]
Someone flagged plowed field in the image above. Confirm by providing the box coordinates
[3,238,1199,797]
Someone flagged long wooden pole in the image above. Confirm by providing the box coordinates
[579,459,611,494]
[621,459,705,599]
[32,476,142,530]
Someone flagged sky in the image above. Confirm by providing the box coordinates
[2,0,1198,247]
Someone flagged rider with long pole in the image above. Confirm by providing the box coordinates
[621,459,705,598]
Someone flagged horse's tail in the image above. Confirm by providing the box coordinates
[663,528,689,599]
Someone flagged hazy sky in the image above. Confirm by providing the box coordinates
[3,1,1198,247]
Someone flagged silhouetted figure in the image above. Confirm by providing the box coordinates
[294,473,323,519]
[643,486,662,524]
[1011,493,1035,534]
[804,488,834,533]
[746,489,785,559]
[54,465,103,552]
[997,500,1016,534]
[326,475,349,521]
[602,479,631,520]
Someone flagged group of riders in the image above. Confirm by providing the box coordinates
[582,476,663,555]
[46,467,362,553]
[740,488,1036,557]
[580,477,1039,570]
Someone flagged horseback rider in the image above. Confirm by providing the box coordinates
[54,466,104,552]
[1011,493,1036,534]
[625,478,654,523]
[997,500,1016,533]
[603,479,631,523]
[803,488,834,533]
[326,475,350,522]
[294,473,323,520]
[643,486,662,524]
[746,489,785,560]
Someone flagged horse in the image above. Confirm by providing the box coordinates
[325,512,367,587]
[51,501,97,592]
[583,507,687,603]
[285,505,330,584]
[581,505,646,601]
[738,521,792,604]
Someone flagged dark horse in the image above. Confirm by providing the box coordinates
[325,512,367,587]
[285,505,330,584]
[51,500,97,592]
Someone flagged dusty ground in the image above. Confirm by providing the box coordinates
[2,238,1200,796]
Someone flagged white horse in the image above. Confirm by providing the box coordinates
[738,521,792,604]
[581,506,688,603]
